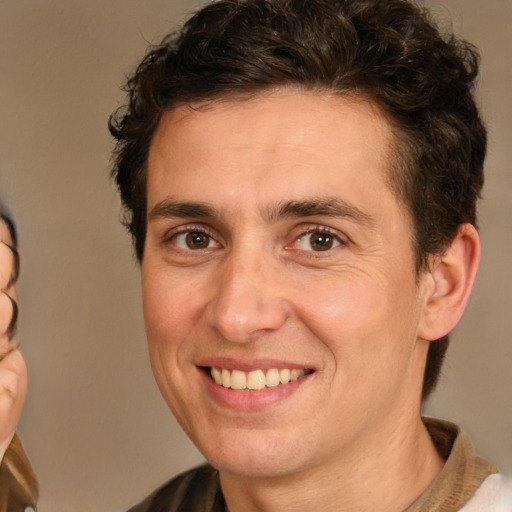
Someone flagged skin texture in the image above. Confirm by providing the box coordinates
[142,89,480,512]
[0,218,27,463]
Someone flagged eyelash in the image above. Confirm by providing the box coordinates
[163,225,219,250]
[290,226,346,253]
[162,224,346,253]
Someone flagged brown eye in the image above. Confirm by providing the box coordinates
[309,232,335,251]
[172,230,220,251]
[185,232,210,249]
[295,230,341,252]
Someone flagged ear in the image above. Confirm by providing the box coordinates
[418,223,481,341]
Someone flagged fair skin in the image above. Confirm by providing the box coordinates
[142,89,480,512]
[0,218,27,463]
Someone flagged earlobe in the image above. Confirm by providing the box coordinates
[418,223,481,341]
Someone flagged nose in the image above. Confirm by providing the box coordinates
[205,249,288,343]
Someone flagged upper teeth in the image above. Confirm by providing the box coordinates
[210,367,307,390]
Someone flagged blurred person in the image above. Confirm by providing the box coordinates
[0,208,38,511]
[109,0,512,511]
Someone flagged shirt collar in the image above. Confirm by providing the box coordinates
[404,417,497,512]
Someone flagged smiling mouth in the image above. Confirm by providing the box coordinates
[207,367,313,390]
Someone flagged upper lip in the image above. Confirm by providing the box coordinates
[197,357,314,373]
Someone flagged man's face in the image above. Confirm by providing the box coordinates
[142,90,433,478]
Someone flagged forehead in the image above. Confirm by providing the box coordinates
[144,90,417,251]
[156,89,392,150]
[148,89,397,205]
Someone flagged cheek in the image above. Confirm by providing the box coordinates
[142,278,189,394]
[292,270,419,370]
[294,274,382,341]
[142,267,206,344]
[141,270,205,425]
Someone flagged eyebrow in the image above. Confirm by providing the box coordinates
[269,198,375,227]
[149,197,375,227]
[149,200,219,221]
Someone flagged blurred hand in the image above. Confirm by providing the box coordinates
[0,216,27,463]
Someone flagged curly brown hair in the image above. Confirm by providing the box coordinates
[109,0,486,401]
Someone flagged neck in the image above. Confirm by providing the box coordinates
[219,416,444,512]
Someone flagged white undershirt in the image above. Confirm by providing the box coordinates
[459,474,512,511]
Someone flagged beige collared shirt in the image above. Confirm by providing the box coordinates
[405,418,497,511]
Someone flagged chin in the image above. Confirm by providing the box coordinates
[194,429,315,479]
[209,455,299,479]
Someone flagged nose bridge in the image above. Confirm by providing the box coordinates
[206,243,287,343]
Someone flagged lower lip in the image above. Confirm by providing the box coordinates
[199,369,312,411]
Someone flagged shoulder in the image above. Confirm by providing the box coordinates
[0,435,39,512]
[127,464,225,512]
[459,474,512,512]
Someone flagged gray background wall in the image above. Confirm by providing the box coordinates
[0,1,510,510]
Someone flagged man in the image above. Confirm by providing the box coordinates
[108,0,512,510]
[0,209,38,511]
